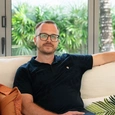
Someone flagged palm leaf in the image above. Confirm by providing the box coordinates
[86,95,115,115]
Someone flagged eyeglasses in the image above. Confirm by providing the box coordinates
[36,33,59,42]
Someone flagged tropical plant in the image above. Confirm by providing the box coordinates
[12,3,88,55]
[65,3,88,54]
[86,95,115,115]
[12,3,36,55]
[12,2,115,55]
[111,6,115,44]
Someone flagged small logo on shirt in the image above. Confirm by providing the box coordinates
[66,66,69,69]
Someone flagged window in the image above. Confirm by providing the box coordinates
[11,0,88,55]
[1,0,114,56]
[0,0,11,56]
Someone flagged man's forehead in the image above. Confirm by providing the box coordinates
[36,23,59,34]
[39,23,57,29]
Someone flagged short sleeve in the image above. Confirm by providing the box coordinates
[71,54,93,71]
[13,66,33,95]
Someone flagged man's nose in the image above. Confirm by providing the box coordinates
[47,36,51,41]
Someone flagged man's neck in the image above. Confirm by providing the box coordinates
[35,53,54,65]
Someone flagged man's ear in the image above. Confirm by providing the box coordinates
[33,37,36,45]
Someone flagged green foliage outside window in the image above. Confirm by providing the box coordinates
[12,2,115,55]
[12,3,88,55]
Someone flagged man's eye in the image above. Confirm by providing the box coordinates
[51,35,57,39]
[41,34,47,38]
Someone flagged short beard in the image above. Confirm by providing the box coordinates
[37,47,56,55]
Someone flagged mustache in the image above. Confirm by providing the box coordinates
[43,42,54,46]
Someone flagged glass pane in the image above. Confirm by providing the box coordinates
[99,0,115,52]
[11,0,88,56]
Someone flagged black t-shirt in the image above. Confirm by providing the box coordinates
[13,53,93,114]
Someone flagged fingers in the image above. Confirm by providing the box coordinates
[71,111,85,115]
[61,111,85,115]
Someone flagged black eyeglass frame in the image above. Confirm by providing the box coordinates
[36,33,59,42]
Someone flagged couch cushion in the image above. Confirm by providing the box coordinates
[0,56,31,88]
[81,62,115,99]
[83,96,109,107]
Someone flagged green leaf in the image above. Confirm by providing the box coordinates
[86,95,115,115]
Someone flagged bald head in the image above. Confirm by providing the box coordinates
[35,20,59,36]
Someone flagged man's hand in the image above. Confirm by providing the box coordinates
[60,111,85,115]
[22,94,85,115]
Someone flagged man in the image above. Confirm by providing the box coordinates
[13,20,115,115]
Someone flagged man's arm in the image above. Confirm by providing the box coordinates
[21,94,57,115]
[93,51,115,67]
[22,94,85,115]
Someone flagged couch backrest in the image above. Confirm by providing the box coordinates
[81,62,115,99]
[0,56,115,99]
[0,56,31,88]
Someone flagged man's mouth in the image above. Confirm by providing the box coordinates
[43,43,53,47]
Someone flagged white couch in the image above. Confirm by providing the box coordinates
[0,56,115,107]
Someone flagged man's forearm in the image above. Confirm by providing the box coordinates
[22,102,57,115]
